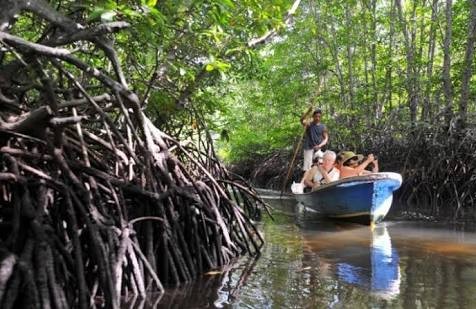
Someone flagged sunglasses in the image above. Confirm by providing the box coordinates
[347,158,359,165]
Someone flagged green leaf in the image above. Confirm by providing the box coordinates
[146,0,157,8]
[219,0,235,9]
[214,60,231,71]
[205,60,231,72]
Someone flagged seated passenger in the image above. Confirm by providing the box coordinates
[339,151,377,179]
[300,154,321,188]
[335,152,344,171]
[362,156,379,174]
[302,150,340,191]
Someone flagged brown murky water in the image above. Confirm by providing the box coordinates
[133,191,476,308]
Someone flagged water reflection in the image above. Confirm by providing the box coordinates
[332,226,400,299]
[300,223,400,300]
[152,256,260,308]
[149,191,476,308]
[153,223,403,308]
[370,225,400,298]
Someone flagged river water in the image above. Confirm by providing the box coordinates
[148,190,476,308]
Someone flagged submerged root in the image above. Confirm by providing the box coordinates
[0,2,266,308]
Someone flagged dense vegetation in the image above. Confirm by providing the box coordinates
[0,0,289,307]
[216,0,476,220]
[0,0,475,307]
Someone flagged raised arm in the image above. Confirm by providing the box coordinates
[354,154,375,174]
[371,158,379,173]
[300,106,313,126]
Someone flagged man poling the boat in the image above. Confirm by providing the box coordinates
[300,108,329,171]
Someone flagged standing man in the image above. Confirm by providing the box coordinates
[301,108,328,171]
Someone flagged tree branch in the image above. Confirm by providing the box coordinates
[0,106,53,137]
[0,31,71,56]
[247,0,302,47]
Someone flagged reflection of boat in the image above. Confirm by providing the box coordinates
[302,224,400,299]
[370,225,400,298]
[335,225,400,299]
[293,172,402,224]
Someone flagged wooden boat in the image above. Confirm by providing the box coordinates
[293,172,402,224]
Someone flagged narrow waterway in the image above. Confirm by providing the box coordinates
[145,190,476,308]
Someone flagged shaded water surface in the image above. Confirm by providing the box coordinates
[148,190,476,308]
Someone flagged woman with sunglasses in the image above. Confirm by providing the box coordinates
[339,151,378,179]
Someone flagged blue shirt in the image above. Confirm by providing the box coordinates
[304,122,326,150]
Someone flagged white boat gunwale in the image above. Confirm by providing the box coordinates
[293,172,402,196]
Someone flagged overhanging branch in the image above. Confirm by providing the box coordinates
[247,0,302,48]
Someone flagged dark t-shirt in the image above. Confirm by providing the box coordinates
[304,122,326,150]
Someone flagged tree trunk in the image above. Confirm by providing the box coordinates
[370,0,379,122]
[385,0,396,110]
[458,0,476,127]
[395,0,418,124]
[362,0,371,127]
[442,0,454,124]
[345,3,355,110]
[326,24,347,110]
[421,0,439,121]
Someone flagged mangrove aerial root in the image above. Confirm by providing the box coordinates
[0,1,265,308]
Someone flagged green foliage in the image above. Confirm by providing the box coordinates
[213,0,476,164]
[88,0,292,134]
[10,0,475,165]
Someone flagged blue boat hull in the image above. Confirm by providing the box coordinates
[294,172,402,224]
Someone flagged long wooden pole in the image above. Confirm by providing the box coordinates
[280,77,324,196]
[280,106,313,196]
